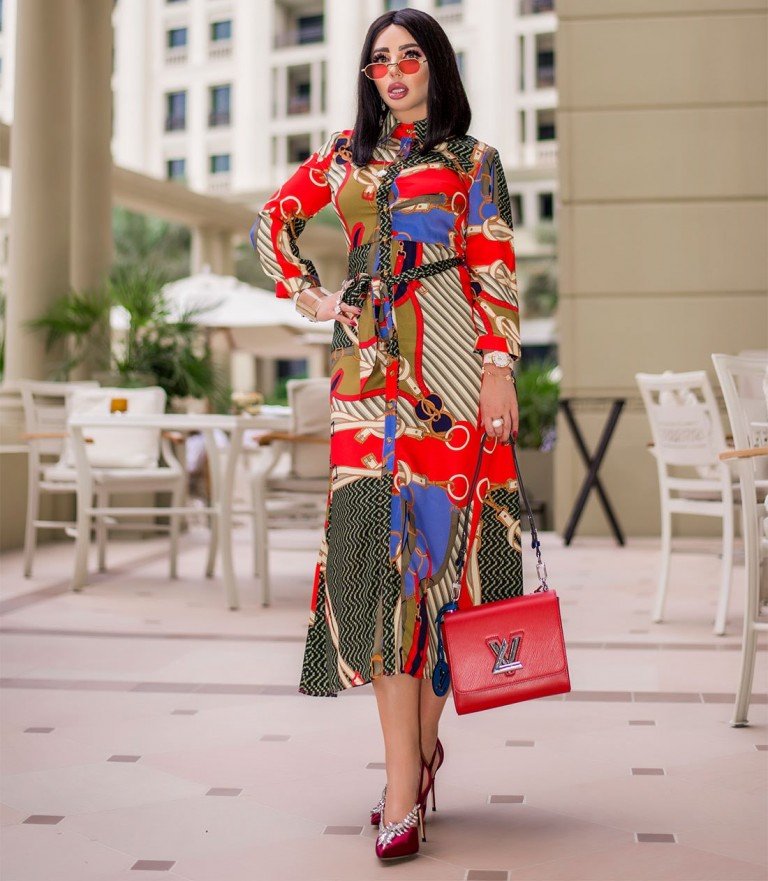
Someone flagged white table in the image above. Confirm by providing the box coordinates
[68,412,272,610]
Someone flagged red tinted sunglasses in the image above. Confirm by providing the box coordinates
[362,57,428,80]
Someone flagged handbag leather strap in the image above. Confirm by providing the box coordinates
[453,436,549,598]
[431,436,549,697]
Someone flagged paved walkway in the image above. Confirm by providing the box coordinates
[1,524,766,880]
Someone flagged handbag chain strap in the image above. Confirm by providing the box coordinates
[451,436,549,600]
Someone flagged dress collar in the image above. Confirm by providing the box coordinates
[379,109,429,146]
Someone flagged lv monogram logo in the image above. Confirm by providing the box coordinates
[487,634,524,675]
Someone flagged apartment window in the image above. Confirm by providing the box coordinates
[537,108,556,141]
[536,33,555,88]
[166,158,186,181]
[287,134,311,164]
[297,14,323,45]
[166,0,186,4]
[385,0,409,8]
[436,0,462,5]
[211,20,232,41]
[455,51,465,80]
[165,91,186,131]
[538,192,554,221]
[511,194,524,227]
[210,153,231,174]
[0,0,4,32]
[209,85,231,126]
[167,27,188,48]
[288,65,311,115]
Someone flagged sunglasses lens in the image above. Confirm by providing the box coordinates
[398,59,421,74]
[366,63,388,79]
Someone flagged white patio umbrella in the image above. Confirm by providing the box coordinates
[110,267,333,355]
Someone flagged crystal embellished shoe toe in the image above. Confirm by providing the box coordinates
[375,802,424,861]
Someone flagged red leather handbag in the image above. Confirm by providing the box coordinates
[432,437,571,715]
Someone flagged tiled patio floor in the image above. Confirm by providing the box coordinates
[1,524,767,880]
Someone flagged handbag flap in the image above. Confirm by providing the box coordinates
[442,590,568,698]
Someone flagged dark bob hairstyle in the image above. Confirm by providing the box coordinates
[351,8,471,167]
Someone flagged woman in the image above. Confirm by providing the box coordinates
[251,7,522,862]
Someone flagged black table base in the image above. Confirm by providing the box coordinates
[558,398,626,546]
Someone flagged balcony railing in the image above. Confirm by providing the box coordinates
[274,24,324,49]
[536,65,556,88]
[165,115,186,132]
[287,95,311,115]
[520,0,555,13]
[522,140,558,167]
[208,110,231,127]
[209,41,232,60]
[165,46,188,65]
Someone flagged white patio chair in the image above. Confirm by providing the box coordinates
[20,380,100,577]
[720,439,768,727]
[249,377,330,606]
[712,353,768,500]
[65,386,186,589]
[636,370,738,635]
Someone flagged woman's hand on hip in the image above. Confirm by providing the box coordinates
[310,287,361,326]
[479,368,519,444]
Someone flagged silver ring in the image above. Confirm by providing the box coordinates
[333,302,342,315]
[491,417,504,428]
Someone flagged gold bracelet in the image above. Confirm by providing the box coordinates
[294,287,324,321]
[482,367,515,382]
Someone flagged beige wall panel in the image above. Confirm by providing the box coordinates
[558,0,766,19]
[558,106,768,203]
[553,408,730,539]
[555,294,766,395]
[559,202,768,295]
[557,14,767,108]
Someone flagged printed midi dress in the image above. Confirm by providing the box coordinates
[251,111,524,697]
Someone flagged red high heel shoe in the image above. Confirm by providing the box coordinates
[375,801,425,861]
[418,737,444,816]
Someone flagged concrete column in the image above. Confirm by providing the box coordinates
[5,0,74,381]
[191,228,235,276]
[71,0,114,376]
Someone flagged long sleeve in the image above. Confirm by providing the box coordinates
[465,145,521,359]
[250,132,339,299]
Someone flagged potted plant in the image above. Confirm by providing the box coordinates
[515,359,559,530]
[28,267,225,411]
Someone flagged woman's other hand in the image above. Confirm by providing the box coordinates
[479,367,519,444]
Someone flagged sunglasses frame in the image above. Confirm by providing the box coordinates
[361,56,428,80]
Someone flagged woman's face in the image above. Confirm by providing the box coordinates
[368,24,429,123]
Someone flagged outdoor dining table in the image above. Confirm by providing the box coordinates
[67,410,290,611]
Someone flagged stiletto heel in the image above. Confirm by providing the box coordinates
[418,737,444,819]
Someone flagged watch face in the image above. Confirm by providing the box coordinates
[491,351,510,367]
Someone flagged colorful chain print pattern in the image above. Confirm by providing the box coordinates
[252,112,523,696]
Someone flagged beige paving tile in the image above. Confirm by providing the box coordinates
[506,841,767,881]
[0,824,135,880]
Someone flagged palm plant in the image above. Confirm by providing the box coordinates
[28,267,226,408]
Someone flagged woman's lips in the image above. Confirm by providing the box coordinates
[387,83,409,100]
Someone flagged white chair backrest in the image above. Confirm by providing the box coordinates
[20,380,100,457]
[712,353,768,481]
[287,377,330,480]
[636,370,728,469]
[63,386,167,469]
[712,353,768,450]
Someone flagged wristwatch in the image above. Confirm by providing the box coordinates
[483,351,514,369]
